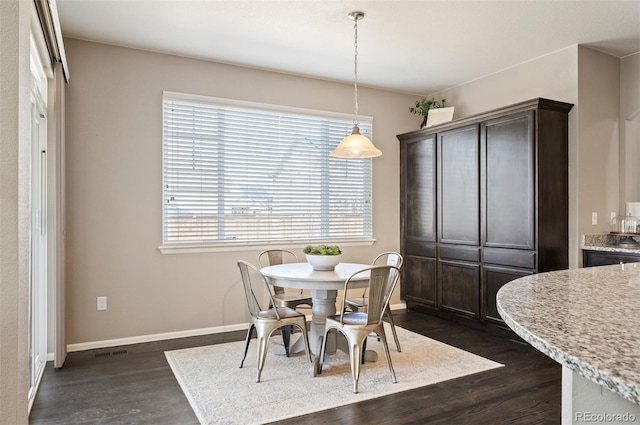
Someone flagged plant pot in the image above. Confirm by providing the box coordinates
[305,254,342,271]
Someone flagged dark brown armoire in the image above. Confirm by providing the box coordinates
[397,98,573,327]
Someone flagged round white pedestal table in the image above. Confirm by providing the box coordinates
[260,262,371,357]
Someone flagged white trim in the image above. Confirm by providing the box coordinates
[389,301,407,311]
[66,303,406,352]
[67,323,250,352]
[163,90,373,123]
[158,239,376,254]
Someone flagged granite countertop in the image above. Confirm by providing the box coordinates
[582,233,640,254]
[496,263,640,405]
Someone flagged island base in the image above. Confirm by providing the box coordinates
[562,366,639,424]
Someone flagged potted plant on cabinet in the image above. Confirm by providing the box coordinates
[303,244,342,271]
[409,97,447,128]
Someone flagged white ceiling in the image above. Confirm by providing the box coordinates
[56,0,640,95]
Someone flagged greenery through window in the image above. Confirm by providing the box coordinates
[162,92,374,248]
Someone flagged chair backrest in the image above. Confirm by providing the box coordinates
[258,250,299,295]
[355,252,403,297]
[372,251,403,268]
[341,265,400,326]
[258,249,298,268]
[237,260,279,320]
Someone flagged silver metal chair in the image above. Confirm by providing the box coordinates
[317,265,401,393]
[344,252,403,352]
[237,260,312,382]
[258,249,313,356]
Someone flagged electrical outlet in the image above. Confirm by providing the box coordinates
[97,296,107,311]
[592,212,598,225]
[611,212,617,224]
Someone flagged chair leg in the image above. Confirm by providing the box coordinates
[281,325,291,357]
[239,324,255,368]
[255,332,269,383]
[348,334,365,394]
[317,328,330,374]
[377,326,397,384]
[385,306,401,352]
[361,337,367,364]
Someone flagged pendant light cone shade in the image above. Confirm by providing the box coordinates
[330,11,382,159]
[330,125,382,158]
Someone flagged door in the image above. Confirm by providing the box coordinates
[403,255,437,306]
[28,88,48,408]
[482,265,533,324]
[438,125,480,245]
[481,112,535,250]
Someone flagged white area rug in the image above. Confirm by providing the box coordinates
[165,324,503,425]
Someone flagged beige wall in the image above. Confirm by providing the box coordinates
[576,47,620,238]
[0,1,32,423]
[621,53,640,205]
[63,38,639,347]
[431,47,581,267]
[63,39,418,345]
[431,45,637,268]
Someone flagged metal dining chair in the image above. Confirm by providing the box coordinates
[344,252,403,352]
[258,249,313,357]
[237,260,312,382]
[316,264,401,393]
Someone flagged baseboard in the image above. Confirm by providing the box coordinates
[390,301,406,311]
[67,322,249,352]
[66,302,407,353]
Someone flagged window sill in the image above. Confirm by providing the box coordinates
[158,239,377,255]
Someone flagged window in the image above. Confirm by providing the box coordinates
[161,92,374,251]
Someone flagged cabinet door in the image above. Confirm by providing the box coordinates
[438,126,479,245]
[403,255,437,306]
[483,265,533,324]
[403,135,436,242]
[583,250,640,267]
[439,260,480,318]
[482,113,535,250]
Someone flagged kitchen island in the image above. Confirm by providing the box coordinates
[497,264,640,424]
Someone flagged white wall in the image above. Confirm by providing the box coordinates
[63,39,418,345]
[0,1,32,423]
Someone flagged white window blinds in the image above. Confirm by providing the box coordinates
[162,92,374,248]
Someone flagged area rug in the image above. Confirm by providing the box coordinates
[165,324,503,425]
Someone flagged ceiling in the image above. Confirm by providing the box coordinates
[55,0,640,95]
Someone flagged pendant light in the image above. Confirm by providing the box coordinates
[330,11,382,159]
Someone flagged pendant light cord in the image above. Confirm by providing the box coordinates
[353,15,359,126]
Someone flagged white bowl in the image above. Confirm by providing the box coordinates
[305,254,342,271]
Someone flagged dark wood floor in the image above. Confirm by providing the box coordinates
[30,310,561,425]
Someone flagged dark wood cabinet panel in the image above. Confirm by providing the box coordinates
[438,126,479,245]
[403,135,436,242]
[482,112,535,250]
[403,256,437,306]
[583,250,640,267]
[483,265,533,324]
[439,261,480,318]
[398,98,572,330]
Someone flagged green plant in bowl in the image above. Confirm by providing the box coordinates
[303,245,342,255]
